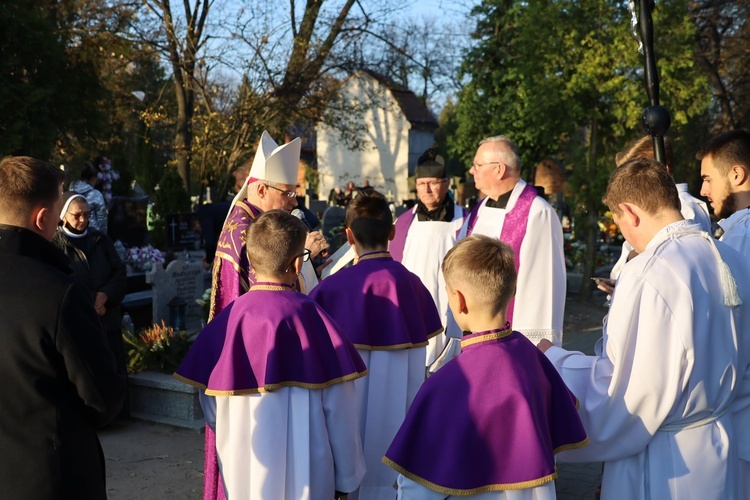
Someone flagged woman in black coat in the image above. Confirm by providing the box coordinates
[53,192,128,378]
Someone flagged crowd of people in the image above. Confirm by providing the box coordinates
[1,127,750,499]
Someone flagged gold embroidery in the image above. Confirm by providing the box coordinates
[554,437,590,454]
[249,284,294,292]
[460,328,512,349]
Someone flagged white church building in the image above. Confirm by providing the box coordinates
[316,70,439,204]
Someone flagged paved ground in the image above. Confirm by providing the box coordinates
[100,294,608,499]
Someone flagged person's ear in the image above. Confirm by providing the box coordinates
[388,225,396,241]
[257,183,268,199]
[293,254,304,276]
[618,203,640,227]
[345,227,356,246]
[730,164,749,187]
[34,206,52,233]
[453,288,468,315]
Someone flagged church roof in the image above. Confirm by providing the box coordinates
[359,70,439,130]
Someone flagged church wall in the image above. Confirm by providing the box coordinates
[317,74,411,204]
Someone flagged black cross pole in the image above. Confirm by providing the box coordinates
[637,0,671,166]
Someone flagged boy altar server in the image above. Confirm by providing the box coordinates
[176,210,367,499]
[310,192,443,500]
[539,158,750,499]
[384,235,588,499]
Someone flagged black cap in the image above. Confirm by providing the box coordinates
[415,148,446,179]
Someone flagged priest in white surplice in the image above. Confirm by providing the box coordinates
[697,129,750,497]
[390,148,466,367]
[539,158,750,500]
[458,135,565,345]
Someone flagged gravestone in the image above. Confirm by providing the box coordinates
[146,260,205,330]
[108,196,149,247]
[321,206,346,239]
[165,212,202,250]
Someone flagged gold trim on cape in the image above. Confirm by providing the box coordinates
[174,369,369,396]
[460,327,512,349]
[353,327,443,351]
[249,284,294,292]
[356,251,392,263]
[382,457,558,495]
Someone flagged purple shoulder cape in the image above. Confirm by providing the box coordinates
[175,283,367,394]
[383,327,588,494]
[309,252,443,349]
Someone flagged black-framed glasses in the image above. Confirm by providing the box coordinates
[416,180,447,190]
[266,184,297,198]
[285,248,311,272]
[67,211,91,221]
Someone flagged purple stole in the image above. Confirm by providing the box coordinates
[465,184,537,324]
[309,252,443,349]
[389,209,416,263]
[383,327,588,494]
[175,283,367,394]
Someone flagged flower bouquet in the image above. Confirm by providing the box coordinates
[126,245,165,272]
[123,320,193,373]
[196,288,211,325]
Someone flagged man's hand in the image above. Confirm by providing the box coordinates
[94,292,108,317]
[537,339,554,353]
[305,231,328,259]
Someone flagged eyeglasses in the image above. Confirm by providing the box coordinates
[67,211,91,221]
[416,180,447,190]
[285,248,312,272]
[470,161,501,171]
[266,184,297,198]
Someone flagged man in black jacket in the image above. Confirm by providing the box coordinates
[0,156,126,499]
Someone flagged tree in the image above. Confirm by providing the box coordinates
[450,0,711,297]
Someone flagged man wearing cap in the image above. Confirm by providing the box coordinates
[390,148,466,367]
[458,135,566,346]
[203,131,327,500]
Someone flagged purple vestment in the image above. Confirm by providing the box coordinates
[383,327,588,495]
[309,252,443,349]
[465,184,537,323]
[175,283,367,394]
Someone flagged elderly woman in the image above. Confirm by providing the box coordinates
[53,192,128,382]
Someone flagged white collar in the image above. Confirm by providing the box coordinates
[718,207,750,236]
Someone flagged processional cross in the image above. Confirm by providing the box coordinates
[628,0,671,165]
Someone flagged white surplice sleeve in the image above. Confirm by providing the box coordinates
[322,380,366,494]
[513,199,566,346]
[545,276,685,462]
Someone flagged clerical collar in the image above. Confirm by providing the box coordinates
[485,190,513,209]
[357,251,391,263]
[415,195,455,222]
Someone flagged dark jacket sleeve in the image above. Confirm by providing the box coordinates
[56,282,126,427]
[97,235,127,306]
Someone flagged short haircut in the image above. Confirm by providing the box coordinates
[81,161,98,181]
[246,210,308,276]
[695,129,750,176]
[616,135,674,170]
[0,156,65,216]
[602,158,680,216]
[478,135,521,172]
[442,235,517,317]
[345,191,392,248]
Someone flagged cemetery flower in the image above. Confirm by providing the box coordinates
[123,320,193,373]
[126,245,165,271]
[196,288,211,324]
[96,157,120,205]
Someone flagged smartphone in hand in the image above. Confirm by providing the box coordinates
[591,277,616,287]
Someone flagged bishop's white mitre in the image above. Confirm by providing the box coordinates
[248,130,301,186]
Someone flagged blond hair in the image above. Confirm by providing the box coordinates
[442,235,517,316]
